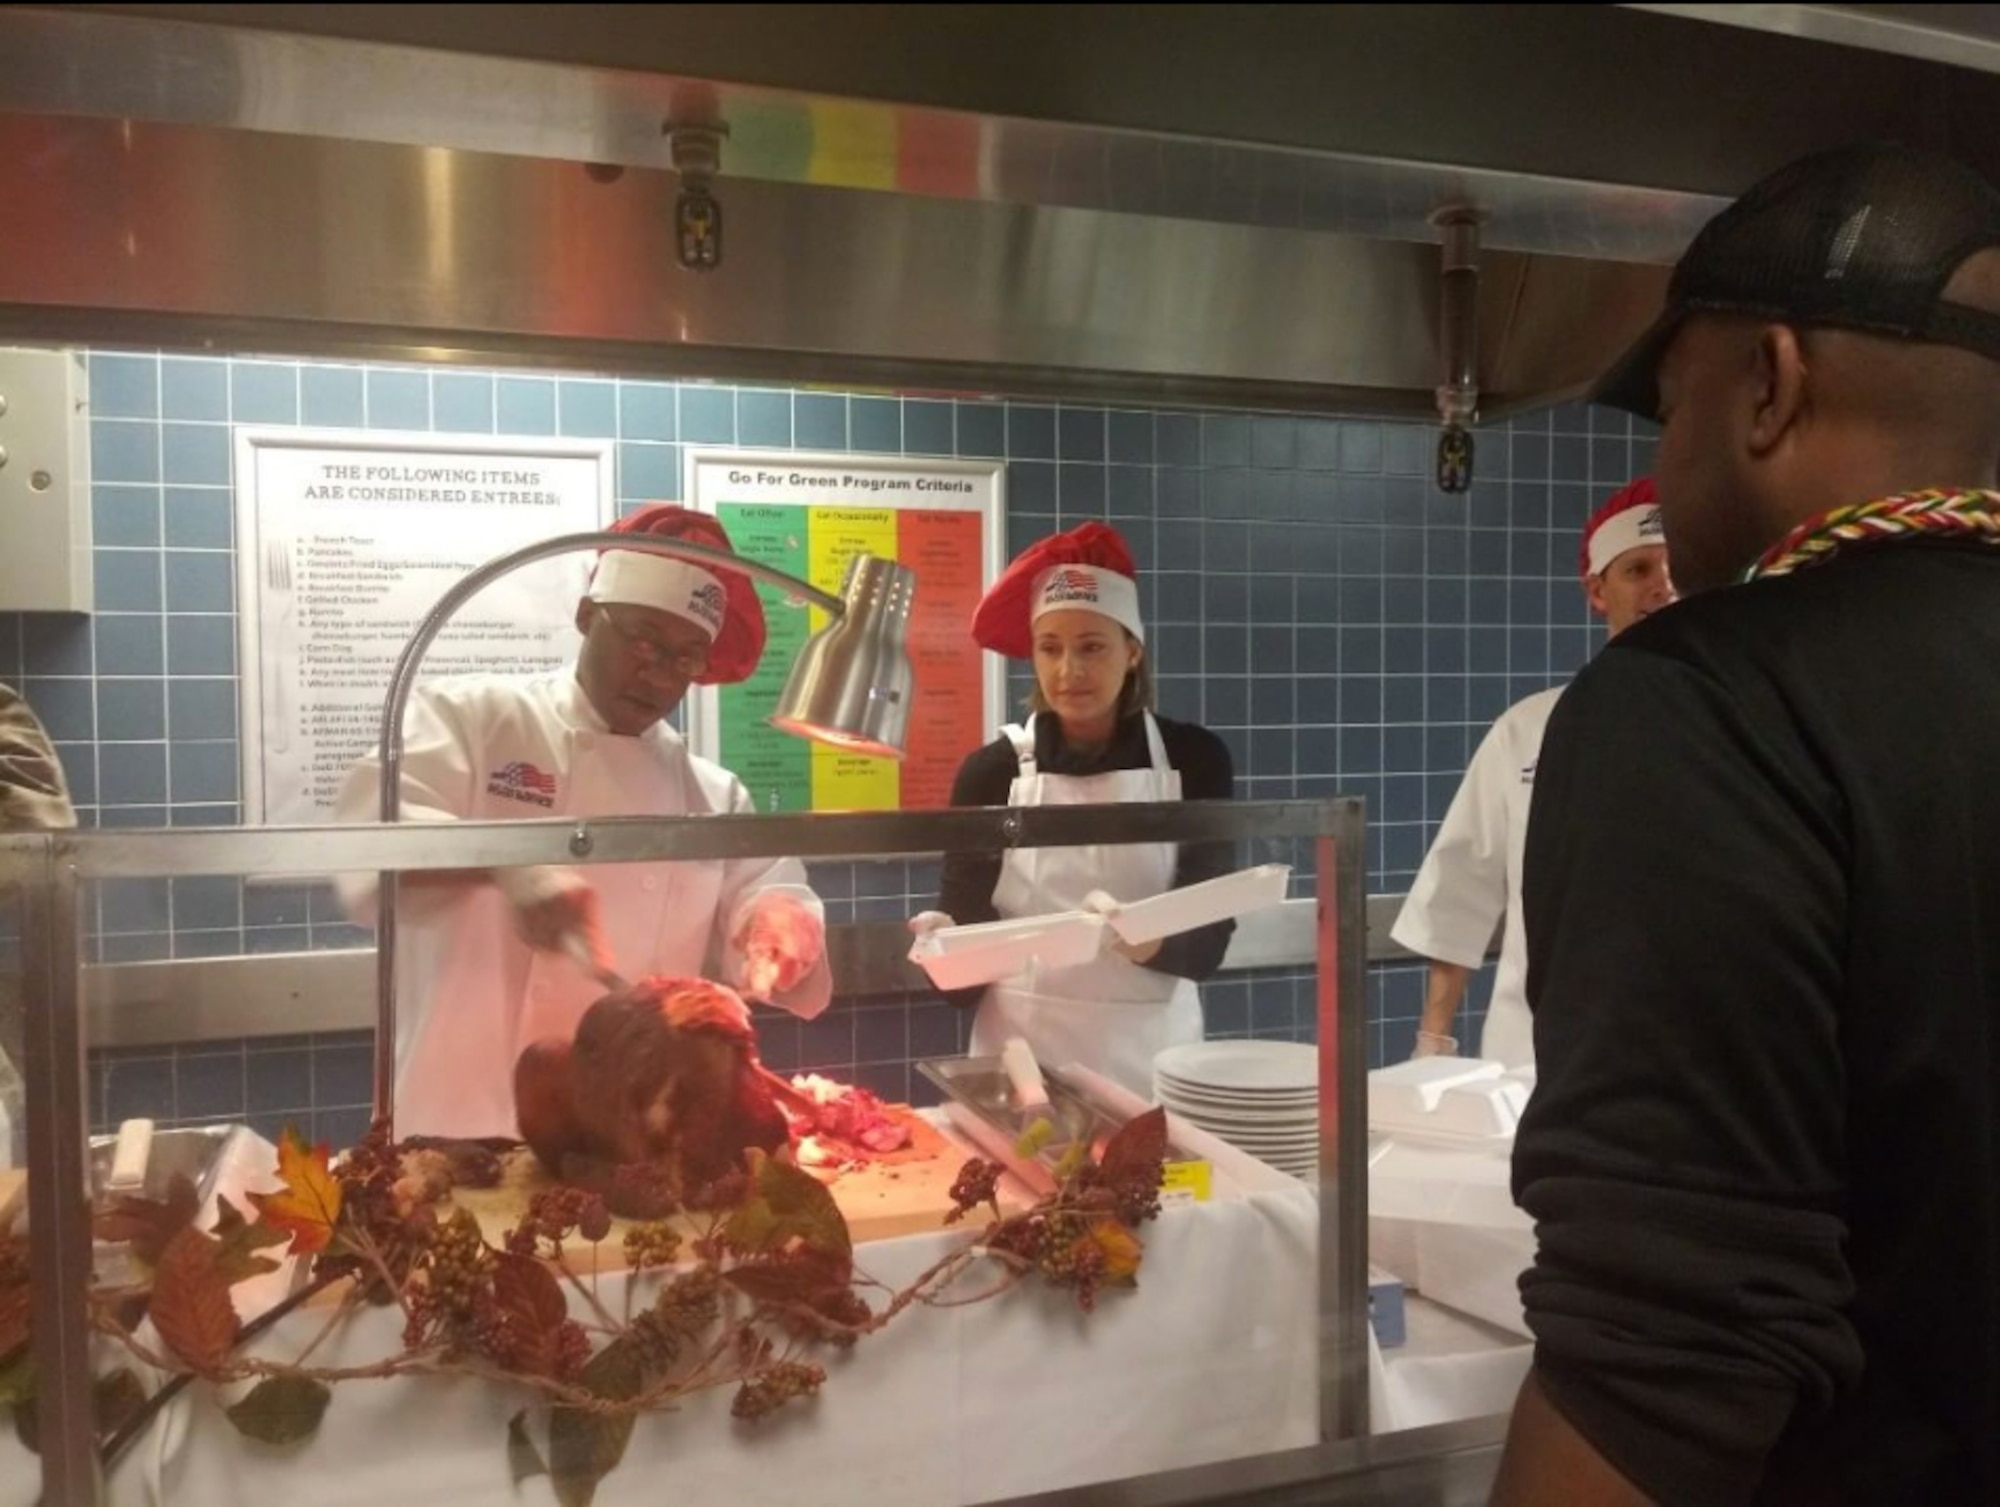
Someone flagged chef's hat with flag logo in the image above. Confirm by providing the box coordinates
[1580,477,1667,581]
[588,504,767,684]
[971,521,1144,659]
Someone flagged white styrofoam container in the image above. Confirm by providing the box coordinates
[1368,1140,1529,1230]
[1101,862,1292,945]
[1370,1214,1422,1287]
[1370,1058,1506,1112]
[1413,1220,1534,1339]
[907,912,1107,991]
[1368,1059,1520,1142]
[1368,1137,1535,1338]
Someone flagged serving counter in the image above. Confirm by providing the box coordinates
[2,1120,1320,1507]
[4,797,1383,1506]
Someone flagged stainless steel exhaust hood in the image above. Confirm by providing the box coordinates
[5,4,2000,418]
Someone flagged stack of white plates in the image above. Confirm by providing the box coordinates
[1152,1041,1319,1179]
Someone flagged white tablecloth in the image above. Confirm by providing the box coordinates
[6,1109,1319,1507]
[1369,1296,1531,1434]
[1365,1130,1534,1435]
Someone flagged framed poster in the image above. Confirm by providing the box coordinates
[683,449,1006,813]
[235,430,614,826]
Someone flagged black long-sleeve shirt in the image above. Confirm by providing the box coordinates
[933,711,1236,1009]
[1516,540,2000,1505]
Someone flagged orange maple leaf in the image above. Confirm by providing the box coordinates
[247,1128,342,1256]
[1083,1218,1144,1286]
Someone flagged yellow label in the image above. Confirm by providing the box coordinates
[806,99,898,191]
[1160,1160,1213,1205]
[811,746,899,810]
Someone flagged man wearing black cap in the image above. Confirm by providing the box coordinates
[1495,143,2000,1503]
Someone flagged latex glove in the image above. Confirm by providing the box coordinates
[907,910,956,938]
[1080,888,1162,965]
[734,891,825,997]
[494,864,605,963]
[1411,1030,1460,1060]
[659,976,754,1040]
[1079,888,1123,920]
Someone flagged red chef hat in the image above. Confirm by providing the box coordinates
[588,504,767,684]
[971,522,1143,659]
[1579,477,1666,581]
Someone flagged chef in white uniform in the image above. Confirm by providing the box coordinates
[1391,478,1674,1068]
[914,523,1238,1097]
[337,505,831,1138]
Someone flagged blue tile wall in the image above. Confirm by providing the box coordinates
[18,354,1657,1137]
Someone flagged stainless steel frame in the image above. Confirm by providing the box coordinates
[1630,3,2000,75]
[8,6,2000,436]
[0,7,1725,257]
[9,795,1367,1503]
[74,893,1454,1053]
[985,1415,1507,1507]
[7,833,94,1502]
[0,7,1707,421]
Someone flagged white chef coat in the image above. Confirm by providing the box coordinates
[1389,687,1563,1069]
[334,671,830,1138]
[969,713,1202,1098]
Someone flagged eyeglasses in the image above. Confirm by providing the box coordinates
[596,605,712,675]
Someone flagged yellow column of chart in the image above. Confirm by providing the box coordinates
[808,507,901,808]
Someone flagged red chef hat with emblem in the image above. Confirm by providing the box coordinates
[1579,477,1667,581]
[971,521,1144,659]
[588,504,767,684]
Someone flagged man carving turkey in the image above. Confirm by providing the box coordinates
[337,505,830,1140]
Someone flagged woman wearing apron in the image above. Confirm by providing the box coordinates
[914,522,1236,1098]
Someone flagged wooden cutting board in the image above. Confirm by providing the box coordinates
[446,1110,1023,1276]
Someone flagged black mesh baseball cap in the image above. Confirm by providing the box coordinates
[1593,142,2000,418]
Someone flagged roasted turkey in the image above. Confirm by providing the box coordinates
[513,975,792,1213]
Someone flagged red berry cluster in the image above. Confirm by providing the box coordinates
[504,1186,611,1258]
[944,1158,1004,1224]
[730,1360,826,1421]
[400,1208,494,1351]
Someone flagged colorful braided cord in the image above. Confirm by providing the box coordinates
[1745,489,2000,582]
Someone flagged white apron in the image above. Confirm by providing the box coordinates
[394,729,728,1137]
[970,712,1203,1098]
[514,733,710,1049]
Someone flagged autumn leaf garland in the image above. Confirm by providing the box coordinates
[0,1108,1174,1502]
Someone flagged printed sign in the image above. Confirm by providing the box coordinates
[685,450,1005,812]
[235,430,613,825]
